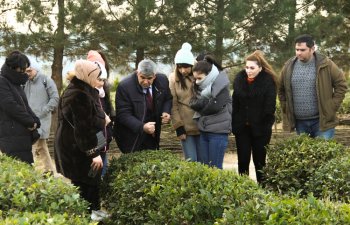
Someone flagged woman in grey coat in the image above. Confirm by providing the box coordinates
[190,55,232,169]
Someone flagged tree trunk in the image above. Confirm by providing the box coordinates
[214,0,225,65]
[51,0,65,133]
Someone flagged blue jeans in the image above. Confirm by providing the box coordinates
[181,135,200,162]
[198,132,228,169]
[295,118,335,140]
[100,152,108,177]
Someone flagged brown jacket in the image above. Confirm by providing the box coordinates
[169,72,200,136]
[278,52,347,131]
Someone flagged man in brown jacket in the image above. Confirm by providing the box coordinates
[278,34,347,139]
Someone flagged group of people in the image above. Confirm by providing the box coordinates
[0,34,347,215]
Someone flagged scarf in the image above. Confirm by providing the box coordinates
[1,64,29,85]
[196,64,219,98]
[96,87,105,98]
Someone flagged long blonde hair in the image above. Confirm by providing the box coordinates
[246,50,277,85]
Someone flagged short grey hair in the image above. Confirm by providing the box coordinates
[137,59,157,77]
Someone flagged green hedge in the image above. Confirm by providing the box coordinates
[0,211,91,225]
[101,150,263,225]
[262,134,347,196]
[101,149,350,224]
[307,154,350,203]
[215,194,350,225]
[0,153,92,223]
[339,92,350,114]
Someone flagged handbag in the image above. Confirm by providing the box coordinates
[95,130,107,150]
[64,111,107,150]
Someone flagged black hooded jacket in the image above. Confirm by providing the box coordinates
[0,64,40,163]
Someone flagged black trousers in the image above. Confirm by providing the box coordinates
[72,181,100,212]
[235,127,271,183]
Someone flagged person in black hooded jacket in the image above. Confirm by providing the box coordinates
[0,50,40,164]
[232,50,277,183]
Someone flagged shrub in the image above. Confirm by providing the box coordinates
[215,194,350,225]
[306,154,350,203]
[262,134,347,196]
[101,151,183,224]
[147,162,263,225]
[339,92,350,114]
[0,154,90,220]
[275,98,282,123]
[0,211,92,225]
[100,150,180,198]
[101,150,263,225]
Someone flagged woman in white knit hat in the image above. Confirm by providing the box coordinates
[169,43,200,162]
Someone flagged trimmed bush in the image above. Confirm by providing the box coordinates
[307,154,350,203]
[0,211,91,225]
[101,150,264,225]
[146,162,263,225]
[339,92,350,114]
[100,149,181,198]
[215,194,350,225]
[262,134,347,196]
[0,153,91,222]
[101,151,183,224]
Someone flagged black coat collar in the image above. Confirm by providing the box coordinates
[1,64,28,85]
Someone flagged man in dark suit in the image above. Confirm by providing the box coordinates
[114,59,172,153]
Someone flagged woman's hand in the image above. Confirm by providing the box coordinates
[91,155,103,171]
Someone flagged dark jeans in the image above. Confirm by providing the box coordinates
[235,128,271,183]
[295,118,335,140]
[72,181,100,212]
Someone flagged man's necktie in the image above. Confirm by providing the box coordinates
[146,88,153,111]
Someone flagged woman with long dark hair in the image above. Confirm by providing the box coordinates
[169,43,200,161]
[190,54,232,169]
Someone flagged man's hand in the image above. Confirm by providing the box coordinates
[161,112,171,124]
[178,134,186,140]
[143,122,156,134]
[28,123,37,131]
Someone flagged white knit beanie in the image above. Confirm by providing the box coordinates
[174,42,194,66]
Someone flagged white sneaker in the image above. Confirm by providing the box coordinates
[91,210,110,221]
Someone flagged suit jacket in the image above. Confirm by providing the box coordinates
[114,72,172,153]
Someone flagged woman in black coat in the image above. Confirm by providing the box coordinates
[232,50,277,183]
[54,60,108,212]
[0,51,40,164]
